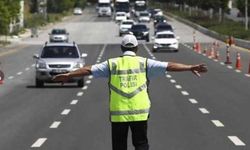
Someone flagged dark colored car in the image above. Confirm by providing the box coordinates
[154,23,173,35]
[129,24,149,42]
[153,15,167,26]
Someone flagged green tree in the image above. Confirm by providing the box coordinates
[237,0,250,15]
[0,1,11,35]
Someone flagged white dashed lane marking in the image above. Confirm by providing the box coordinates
[8,76,14,79]
[31,64,35,67]
[175,85,182,89]
[235,70,241,73]
[189,98,198,104]
[220,62,225,65]
[31,138,47,148]
[227,66,233,69]
[170,79,176,83]
[17,72,22,75]
[77,92,84,97]
[211,120,224,127]
[50,121,61,129]
[82,85,88,90]
[86,80,91,84]
[61,109,71,115]
[245,74,250,77]
[199,108,210,114]
[25,67,30,71]
[181,91,189,96]
[70,100,78,105]
[228,136,246,146]
[166,75,172,78]
[88,75,93,79]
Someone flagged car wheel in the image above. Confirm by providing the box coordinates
[77,78,84,87]
[174,49,179,52]
[36,78,44,87]
[146,36,149,42]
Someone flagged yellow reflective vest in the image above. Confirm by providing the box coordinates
[108,55,150,122]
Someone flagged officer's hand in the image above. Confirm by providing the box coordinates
[52,73,70,83]
[190,64,208,77]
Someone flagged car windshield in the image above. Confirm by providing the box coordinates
[117,13,125,16]
[155,16,165,20]
[157,25,173,30]
[122,21,133,25]
[140,13,149,17]
[132,25,146,30]
[156,34,175,38]
[41,46,79,58]
[51,29,66,35]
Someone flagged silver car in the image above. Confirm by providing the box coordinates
[49,28,69,43]
[33,42,87,87]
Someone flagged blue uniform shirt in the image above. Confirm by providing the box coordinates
[91,51,168,78]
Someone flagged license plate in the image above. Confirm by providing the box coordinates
[51,69,67,73]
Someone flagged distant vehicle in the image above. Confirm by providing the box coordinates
[134,0,147,17]
[152,31,179,52]
[129,24,149,42]
[154,23,173,35]
[115,12,127,22]
[151,8,163,18]
[115,0,130,18]
[138,11,150,22]
[119,19,135,36]
[49,29,69,43]
[33,42,88,87]
[73,8,83,15]
[98,0,112,17]
[153,15,167,26]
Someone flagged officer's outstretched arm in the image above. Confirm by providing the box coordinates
[52,66,92,82]
[166,62,207,77]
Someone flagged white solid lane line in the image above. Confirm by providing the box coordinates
[170,79,176,83]
[77,92,84,97]
[211,120,224,127]
[181,91,189,96]
[61,109,71,115]
[228,136,246,146]
[175,85,182,89]
[199,108,210,114]
[70,100,78,105]
[50,121,61,128]
[189,98,198,104]
[31,138,47,148]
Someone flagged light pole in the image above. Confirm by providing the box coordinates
[245,0,248,30]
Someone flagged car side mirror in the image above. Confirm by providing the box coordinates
[33,54,39,59]
[81,53,88,58]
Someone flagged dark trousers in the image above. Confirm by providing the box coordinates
[111,121,149,150]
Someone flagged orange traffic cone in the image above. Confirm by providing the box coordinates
[225,47,232,64]
[193,42,197,52]
[0,70,3,85]
[235,52,241,70]
[248,60,250,75]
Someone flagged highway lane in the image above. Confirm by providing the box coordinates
[0,6,250,150]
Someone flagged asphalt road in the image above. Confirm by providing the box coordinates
[0,6,250,150]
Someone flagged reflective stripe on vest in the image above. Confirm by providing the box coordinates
[108,56,150,122]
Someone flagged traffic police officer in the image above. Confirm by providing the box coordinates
[53,34,207,150]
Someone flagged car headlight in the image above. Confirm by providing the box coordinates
[143,31,149,35]
[163,20,166,22]
[36,61,46,69]
[154,43,161,47]
[172,42,178,45]
[73,62,83,68]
